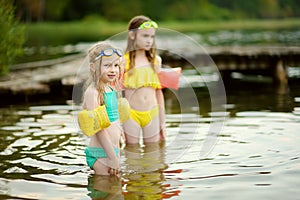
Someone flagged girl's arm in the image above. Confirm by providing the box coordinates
[156,55,166,140]
[156,89,166,140]
[84,88,120,171]
[96,130,120,170]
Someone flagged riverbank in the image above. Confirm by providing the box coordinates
[24,18,300,46]
[2,45,300,103]
[0,53,85,98]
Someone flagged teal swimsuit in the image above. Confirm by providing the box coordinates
[85,147,119,169]
[104,90,119,122]
[85,90,120,169]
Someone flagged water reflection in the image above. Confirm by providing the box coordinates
[122,143,169,199]
[87,175,123,200]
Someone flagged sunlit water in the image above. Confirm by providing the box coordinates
[1,78,300,200]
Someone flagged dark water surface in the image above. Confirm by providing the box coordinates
[0,75,300,199]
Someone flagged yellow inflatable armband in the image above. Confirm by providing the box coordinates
[118,98,130,123]
[78,105,111,136]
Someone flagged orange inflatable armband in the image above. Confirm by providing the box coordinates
[158,67,182,90]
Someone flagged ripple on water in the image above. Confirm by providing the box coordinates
[294,97,300,102]
[31,173,87,185]
[3,166,28,173]
[0,178,87,200]
[292,107,300,115]
[166,113,201,123]
[9,137,43,150]
[16,121,55,128]
[235,111,271,117]
[29,105,76,111]
[33,127,77,136]
[208,111,230,117]
[0,125,28,131]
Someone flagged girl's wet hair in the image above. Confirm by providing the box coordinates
[84,41,122,105]
[126,15,157,74]
[88,42,116,63]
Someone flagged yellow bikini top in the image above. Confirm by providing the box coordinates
[123,53,161,89]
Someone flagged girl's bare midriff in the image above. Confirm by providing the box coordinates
[89,122,122,147]
[125,87,157,111]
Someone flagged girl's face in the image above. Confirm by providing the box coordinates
[135,28,156,51]
[99,54,120,83]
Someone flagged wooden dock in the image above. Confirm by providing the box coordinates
[1,45,300,96]
[162,45,300,92]
[0,53,86,95]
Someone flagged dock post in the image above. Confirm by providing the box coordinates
[273,58,289,94]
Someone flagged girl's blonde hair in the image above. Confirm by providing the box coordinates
[84,41,122,105]
[126,15,157,75]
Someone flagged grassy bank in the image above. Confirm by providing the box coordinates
[24,20,125,46]
[24,18,300,46]
[161,18,300,32]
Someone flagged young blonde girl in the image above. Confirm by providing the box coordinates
[122,15,166,144]
[82,41,123,176]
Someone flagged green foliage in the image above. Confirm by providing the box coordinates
[23,18,300,47]
[45,0,70,21]
[14,0,300,22]
[24,20,124,46]
[0,0,25,76]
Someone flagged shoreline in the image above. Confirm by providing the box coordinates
[1,45,300,100]
[24,18,300,47]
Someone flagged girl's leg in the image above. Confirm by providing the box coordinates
[93,157,120,176]
[142,115,160,143]
[123,119,141,144]
[93,158,110,175]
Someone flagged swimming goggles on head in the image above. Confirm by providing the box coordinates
[94,48,123,62]
[138,21,158,29]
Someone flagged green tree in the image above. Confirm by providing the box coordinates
[0,0,25,76]
[45,0,70,21]
[258,0,280,18]
[14,0,299,22]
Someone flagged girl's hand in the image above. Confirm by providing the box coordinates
[108,157,120,177]
[108,167,120,177]
[120,129,126,147]
[105,158,120,176]
[160,126,166,141]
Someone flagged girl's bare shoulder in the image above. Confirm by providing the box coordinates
[83,85,99,109]
[155,55,162,65]
[155,55,162,71]
[84,85,97,97]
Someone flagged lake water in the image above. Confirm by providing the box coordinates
[3,28,300,199]
[1,75,300,199]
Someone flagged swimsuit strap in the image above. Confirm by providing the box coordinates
[123,53,161,89]
[124,52,158,71]
[104,90,119,122]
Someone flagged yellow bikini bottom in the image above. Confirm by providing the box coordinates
[130,106,159,127]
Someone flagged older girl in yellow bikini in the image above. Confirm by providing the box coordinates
[122,15,166,144]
